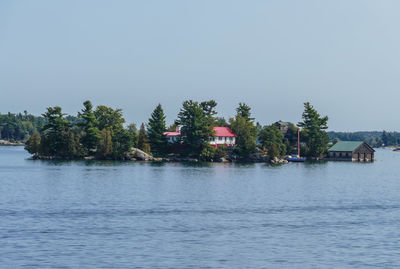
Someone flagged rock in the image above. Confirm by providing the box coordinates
[84,156,95,160]
[218,157,229,163]
[130,148,154,161]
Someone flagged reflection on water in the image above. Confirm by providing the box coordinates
[0,147,399,268]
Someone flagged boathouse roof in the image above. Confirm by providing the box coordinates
[329,141,364,152]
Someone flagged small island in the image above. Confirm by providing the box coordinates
[0,100,382,163]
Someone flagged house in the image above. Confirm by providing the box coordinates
[274,121,291,134]
[163,126,237,148]
[164,127,181,143]
[328,141,375,162]
[209,127,236,148]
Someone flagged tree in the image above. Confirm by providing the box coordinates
[78,100,100,154]
[298,102,330,158]
[127,123,139,147]
[176,100,214,156]
[25,132,41,156]
[40,106,73,157]
[94,105,125,132]
[97,128,113,158]
[214,117,228,127]
[112,128,134,159]
[138,123,150,153]
[236,103,254,122]
[147,104,167,156]
[200,100,218,126]
[259,125,286,158]
[229,103,257,158]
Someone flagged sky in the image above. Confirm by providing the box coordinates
[1,0,400,131]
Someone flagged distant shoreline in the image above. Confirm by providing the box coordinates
[0,140,24,146]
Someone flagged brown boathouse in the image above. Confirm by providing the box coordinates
[328,141,375,162]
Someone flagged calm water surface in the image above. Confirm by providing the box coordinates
[1,147,400,268]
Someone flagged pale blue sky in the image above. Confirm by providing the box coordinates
[1,0,399,131]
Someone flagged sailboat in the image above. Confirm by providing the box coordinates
[286,128,306,162]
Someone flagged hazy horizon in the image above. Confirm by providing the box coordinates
[1,1,400,131]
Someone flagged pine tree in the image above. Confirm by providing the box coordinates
[147,104,167,156]
[298,102,330,158]
[41,106,72,156]
[176,100,215,156]
[229,103,257,158]
[78,100,100,154]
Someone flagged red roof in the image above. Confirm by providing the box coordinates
[164,127,236,137]
[163,131,180,136]
[213,127,236,137]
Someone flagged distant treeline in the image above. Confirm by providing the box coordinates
[328,131,400,147]
[0,112,46,141]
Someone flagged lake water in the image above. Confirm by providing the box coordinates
[1,147,400,268]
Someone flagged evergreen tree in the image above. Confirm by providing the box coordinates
[40,106,72,157]
[78,100,100,154]
[259,125,286,158]
[112,129,134,159]
[298,102,330,158]
[176,100,214,156]
[229,103,257,158]
[200,100,218,126]
[236,103,254,122]
[147,104,167,156]
[138,123,150,153]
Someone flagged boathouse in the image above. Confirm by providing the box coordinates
[328,141,375,162]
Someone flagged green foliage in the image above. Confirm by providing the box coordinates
[200,145,217,160]
[94,105,125,132]
[0,112,45,141]
[78,100,100,154]
[328,131,387,147]
[214,117,229,127]
[147,104,167,156]
[381,130,398,146]
[298,102,330,157]
[138,123,151,153]
[111,128,134,159]
[215,145,227,158]
[200,100,218,126]
[23,102,136,160]
[167,123,179,132]
[283,123,299,154]
[40,106,75,157]
[127,123,139,147]
[176,100,215,156]
[97,128,113,158]
[259,125,286,158]
[236,103,254,122]
[229,103,257,158]
[24,131,41,155]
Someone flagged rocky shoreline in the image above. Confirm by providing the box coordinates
[31,148,289,164]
